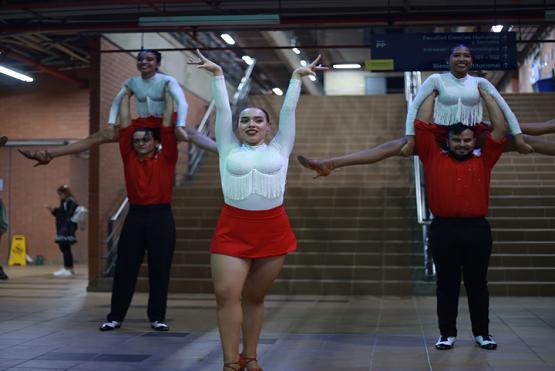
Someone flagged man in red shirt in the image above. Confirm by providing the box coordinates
[414,94,506,351]
[98,88,177,332]
[298,90,507,350]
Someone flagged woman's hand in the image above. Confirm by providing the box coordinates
[292,54,328,79]
[18,149,53,167]
[188,49,223,76]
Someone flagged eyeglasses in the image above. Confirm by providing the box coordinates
[132,136,153,145]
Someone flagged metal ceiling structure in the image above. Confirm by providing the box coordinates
[0,0,554,91]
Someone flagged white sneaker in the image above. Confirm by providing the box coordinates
[151,321,169,331]
[99,320,121,331]
[53,268,74,277]
[475,335,497,350]
[435,335,456,350]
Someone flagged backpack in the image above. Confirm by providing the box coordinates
[70,205,88,229]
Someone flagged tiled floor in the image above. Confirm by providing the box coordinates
[0,265,554,370]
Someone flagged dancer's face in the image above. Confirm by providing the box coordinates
[449,46,472,78]
[137,51,160,78]
[132,130,157,157]
[446,129,476,160]
[237,108,270,146]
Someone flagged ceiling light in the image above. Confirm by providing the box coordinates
[242,56,254,65]
[300,60,307,67]
[333,64,362,69]
[139,14,280,26]
[292,47,301,55]
[0,65,33,82]
[272,87,283,96]
[491,25,504,33]
[221,33,236,45]
[308,75,317,81]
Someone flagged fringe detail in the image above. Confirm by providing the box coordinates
[223,167,286,201]
[434,98,483,126]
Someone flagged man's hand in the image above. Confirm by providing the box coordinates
[175,127,190,142]
[399,136,415,157]
[0,136,7,147]
[514,134,534,154]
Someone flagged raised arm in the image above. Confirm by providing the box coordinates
[479,87,507,142]
[189,49,235,155]
[276,55,328,155]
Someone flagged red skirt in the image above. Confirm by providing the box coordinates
[210,204,297,258]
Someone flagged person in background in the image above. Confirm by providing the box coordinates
[0,197,9,280]
[48,185,78,278]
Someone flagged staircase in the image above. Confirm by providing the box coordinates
[137,92,555,296]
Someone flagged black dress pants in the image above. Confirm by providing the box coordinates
[107,204,176,322]
[430,216,492,337]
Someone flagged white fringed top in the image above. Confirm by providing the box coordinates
[213,75,301,210]
[108,73,188,127]
[405,72,521,136]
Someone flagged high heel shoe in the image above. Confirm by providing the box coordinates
[223,361,241,371]
[239,354,263,371]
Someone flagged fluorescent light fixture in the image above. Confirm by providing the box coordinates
[139,14,280,26]
[491,25,504,32]
[292,47,301,55]
[300,60,307,67]
[272,87,283,96]
[333,63,362,69]
[242,56,254,65]
[221,33,236,45]
[308,75,317,81]
[0,65,33,82]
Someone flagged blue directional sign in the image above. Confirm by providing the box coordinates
[369,32,517,71]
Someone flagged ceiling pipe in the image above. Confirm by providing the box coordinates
[0,47,86,87]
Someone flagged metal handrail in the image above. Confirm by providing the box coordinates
[103,197,129,277]
[187,59,257,179]
[405,71,435,277]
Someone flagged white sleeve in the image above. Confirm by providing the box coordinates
[107,85,127,125]
[167,77,188,127]
[213,75,237,155]
[477,78,521,135]
[405,74,439,135]
[275,78,301,156]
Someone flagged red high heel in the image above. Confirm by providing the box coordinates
[239,354,263,371]
[223,361,241,371]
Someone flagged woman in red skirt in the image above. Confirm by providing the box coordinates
[191,50,326,371]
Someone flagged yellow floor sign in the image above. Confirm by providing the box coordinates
[8,235,27,266]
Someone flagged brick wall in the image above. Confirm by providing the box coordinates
[0,37,208,273]
[0,73,89,265]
